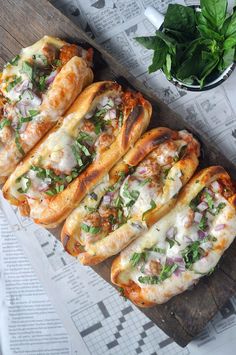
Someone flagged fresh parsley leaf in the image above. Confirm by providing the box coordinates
[130,252,147,267]
[164,4,196,35]
[81,223,101,234]
[151,246,165,254]
[189,191,202,211]
[84,205,97,213]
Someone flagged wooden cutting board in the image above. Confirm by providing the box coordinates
[1,0,236,347]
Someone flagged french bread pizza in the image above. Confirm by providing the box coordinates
[111,166,236,307]
[0,35,94,182]
[61,128,200,265]
[3,81,151,227]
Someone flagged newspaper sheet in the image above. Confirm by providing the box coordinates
[1,0,236,354]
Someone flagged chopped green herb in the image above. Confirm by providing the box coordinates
[21,61,33,80]
[44,189,57,196]
[139,177,152,186]
[38,75,47,92]
[9,55,20,66]
[138,275,159,284]
[28,109,39,116]
[151,246,165,254]
[71,145,83,167]
[0,119,11,129]
[142,199,157,220]
[6,76,22,92]
[118,111,123,127]
[108,214,116,225]
[130,252,147,267]
[84,205,97,213]
[159,263,178,282]
[205,191,214,209]
[214,202,226,215]
[182,241,204,269]
[81,223,101,234]
[166,238,175,248]
[15,131,25,156]
[199,215,208,231]
[123,181,140,207]
[118,287,127,300]
[163,168,171,178]
[189,191,202,211]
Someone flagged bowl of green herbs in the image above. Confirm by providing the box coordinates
[136,0,236,91]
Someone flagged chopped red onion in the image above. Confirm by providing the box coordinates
[197,230,207,240]
[194,212,202,223]
[197,201,208,212]
[184,235,192,243]
[46,70,57,86]
[25,194,37,200]
[103,195,111,205]
[214,224,225,231]
[14,79,30,93]
[166,226,177,239]
[136,167,147,175]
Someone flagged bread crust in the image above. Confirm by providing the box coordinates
[111,166,236,307]
[0,36,93,182]
[3,81,151,227]
[61,128,200,265]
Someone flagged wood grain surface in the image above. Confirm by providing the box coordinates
[1,0,236,347]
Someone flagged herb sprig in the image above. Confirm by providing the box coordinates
[135,0,236,88]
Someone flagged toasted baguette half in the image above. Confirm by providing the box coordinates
[61,127,200,265]
[111,166,236,307]
[3,81,151,227]
[0,35,93,182]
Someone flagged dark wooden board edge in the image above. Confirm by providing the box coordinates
[1,0,236,347]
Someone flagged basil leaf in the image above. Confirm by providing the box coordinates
[135,36,163,50]
[219,47,235,71]
[138,275,159,284]
[148,45,168,73]
[225,11,236,37]
[130,252,147,267]
[155,31,176,54]
[164,4,196,35]
[182,241,203,269]
[159,263,178,282]
[197,24,222,41]
[0,119,11,129]
[223,36,236,50]
[200,0,227,30]
[81,223,101,234]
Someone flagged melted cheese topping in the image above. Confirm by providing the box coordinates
[118,189,236,304]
